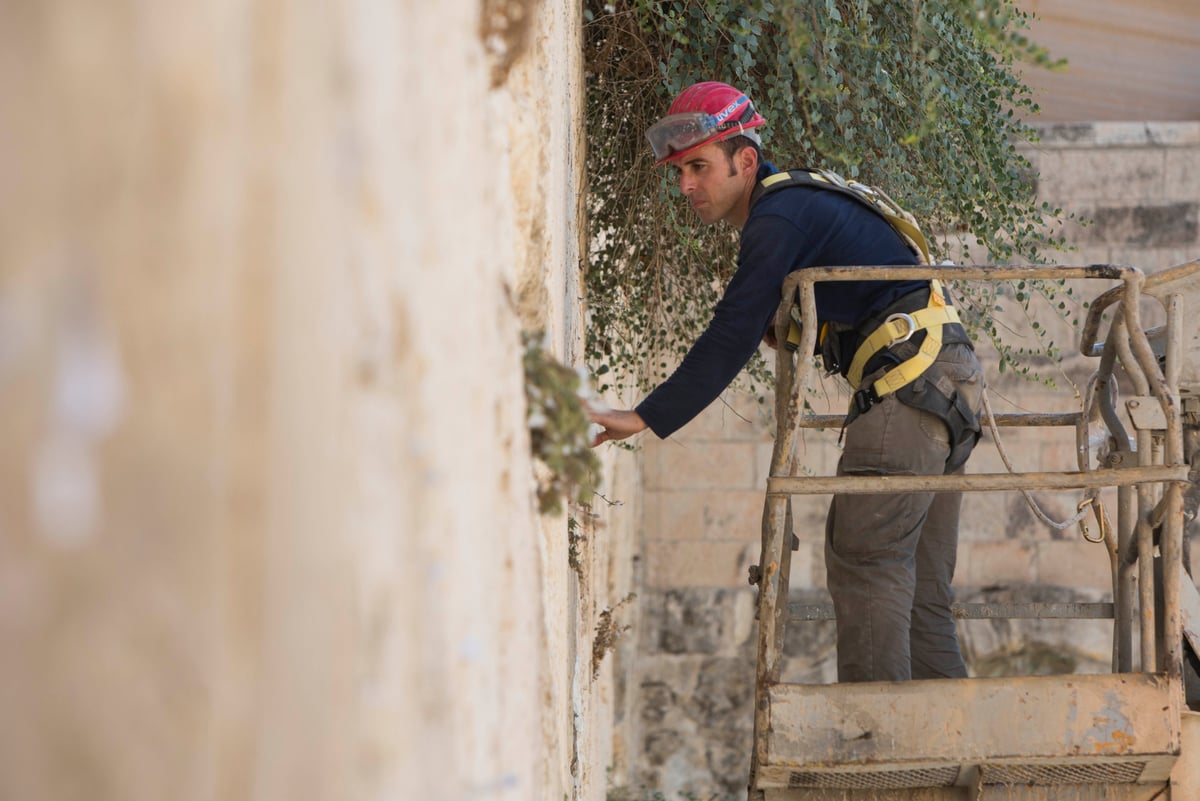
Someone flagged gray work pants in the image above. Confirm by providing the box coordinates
[825,342,984,682]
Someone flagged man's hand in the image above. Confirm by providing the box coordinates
[762,328,779,350]
[587,407,647,447]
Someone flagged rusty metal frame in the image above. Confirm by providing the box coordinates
[749,263,1192,799]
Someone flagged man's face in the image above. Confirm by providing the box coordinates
[671,141,750,226]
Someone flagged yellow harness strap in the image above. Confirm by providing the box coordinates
[846,280,960,396]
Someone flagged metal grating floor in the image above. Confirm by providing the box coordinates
[982,761,1147,785]
[787,766,960,790]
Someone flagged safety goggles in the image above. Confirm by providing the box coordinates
[645,95,753,162]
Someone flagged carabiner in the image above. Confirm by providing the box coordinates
[884,312,916,346]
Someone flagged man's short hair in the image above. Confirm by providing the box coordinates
[716,135,762,172]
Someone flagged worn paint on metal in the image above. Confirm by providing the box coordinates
[761,673,1180,789]
[1072,691,1135,754]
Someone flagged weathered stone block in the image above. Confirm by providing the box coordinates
[759,429,844,484]
[676,392,774,441]
[730,587,757,648]
[1038,149,1166,202]
[780,542,813,590]
[951,540,974,590]
[1035,539,1112,590]
[1073,202,1198,248]
[630,652,758,797]
[808,540,829,590]
[960,540,1036,586]
[644,539,757,588]
[791,495,830,538]
[643,489,764,543]
[969,429,1054,476]
[639,681,678,725]
[644,728,686,767]
[703,728,752,796]
[1166,148,1200,201]
[1090,121,1200,148]
[1039,436,1088,472]
[960,493,1025,542]
[637,659,702,705]
[639,588,754,655]
[1027,122,1097,147]
[683,655,756,724]
[644,439,758,491]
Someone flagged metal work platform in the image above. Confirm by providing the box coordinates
[761,673,1179,796]
[748,262,1200,800]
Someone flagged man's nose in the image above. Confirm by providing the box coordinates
[678,172,694,195]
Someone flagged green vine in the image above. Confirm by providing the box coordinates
[524,332,601,515]
[584,0,1078,395]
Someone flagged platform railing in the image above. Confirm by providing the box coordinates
[749,263,1192,796]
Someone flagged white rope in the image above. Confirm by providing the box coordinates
[980,382,1110,541]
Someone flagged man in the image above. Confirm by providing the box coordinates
[588,81,984,683]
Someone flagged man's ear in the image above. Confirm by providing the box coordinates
[737,145,758,175]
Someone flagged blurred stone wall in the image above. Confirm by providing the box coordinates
[1020,0,1200,122]
[0,2,639,801]
[620,122,1200,797]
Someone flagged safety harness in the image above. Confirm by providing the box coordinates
[754,168,981,469]
[845,278,961,410]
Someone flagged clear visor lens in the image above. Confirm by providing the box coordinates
[645,112,718,161]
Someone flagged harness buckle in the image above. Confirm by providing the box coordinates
[853,386,879,415]
[884,312,917,345]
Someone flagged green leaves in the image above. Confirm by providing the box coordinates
[583,0,1073,394]
[524,333,601,515]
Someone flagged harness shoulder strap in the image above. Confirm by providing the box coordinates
[755,169,931,265]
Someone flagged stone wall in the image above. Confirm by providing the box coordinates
[1020,0,1200,122]
[619,122,1200,797]
[0,3,630,801]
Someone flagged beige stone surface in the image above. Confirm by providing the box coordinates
[644,540,758,589]
[788,544,821,591]
[1035,539,1114,590]
[0,2,615,801]
[1035,148,1169,203]
[643,489,764,543]
[1165,147,1200,199]
[1020,0,1200,122]
[957,541,1038,587]
[674,392,774,440]
[643,439,759,491]
[756,432,845,486]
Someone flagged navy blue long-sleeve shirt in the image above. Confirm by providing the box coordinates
[635,163,925,438]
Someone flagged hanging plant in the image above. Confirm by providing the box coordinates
[583,0,1077,395]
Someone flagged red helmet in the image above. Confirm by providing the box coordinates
[646,81,766,166]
